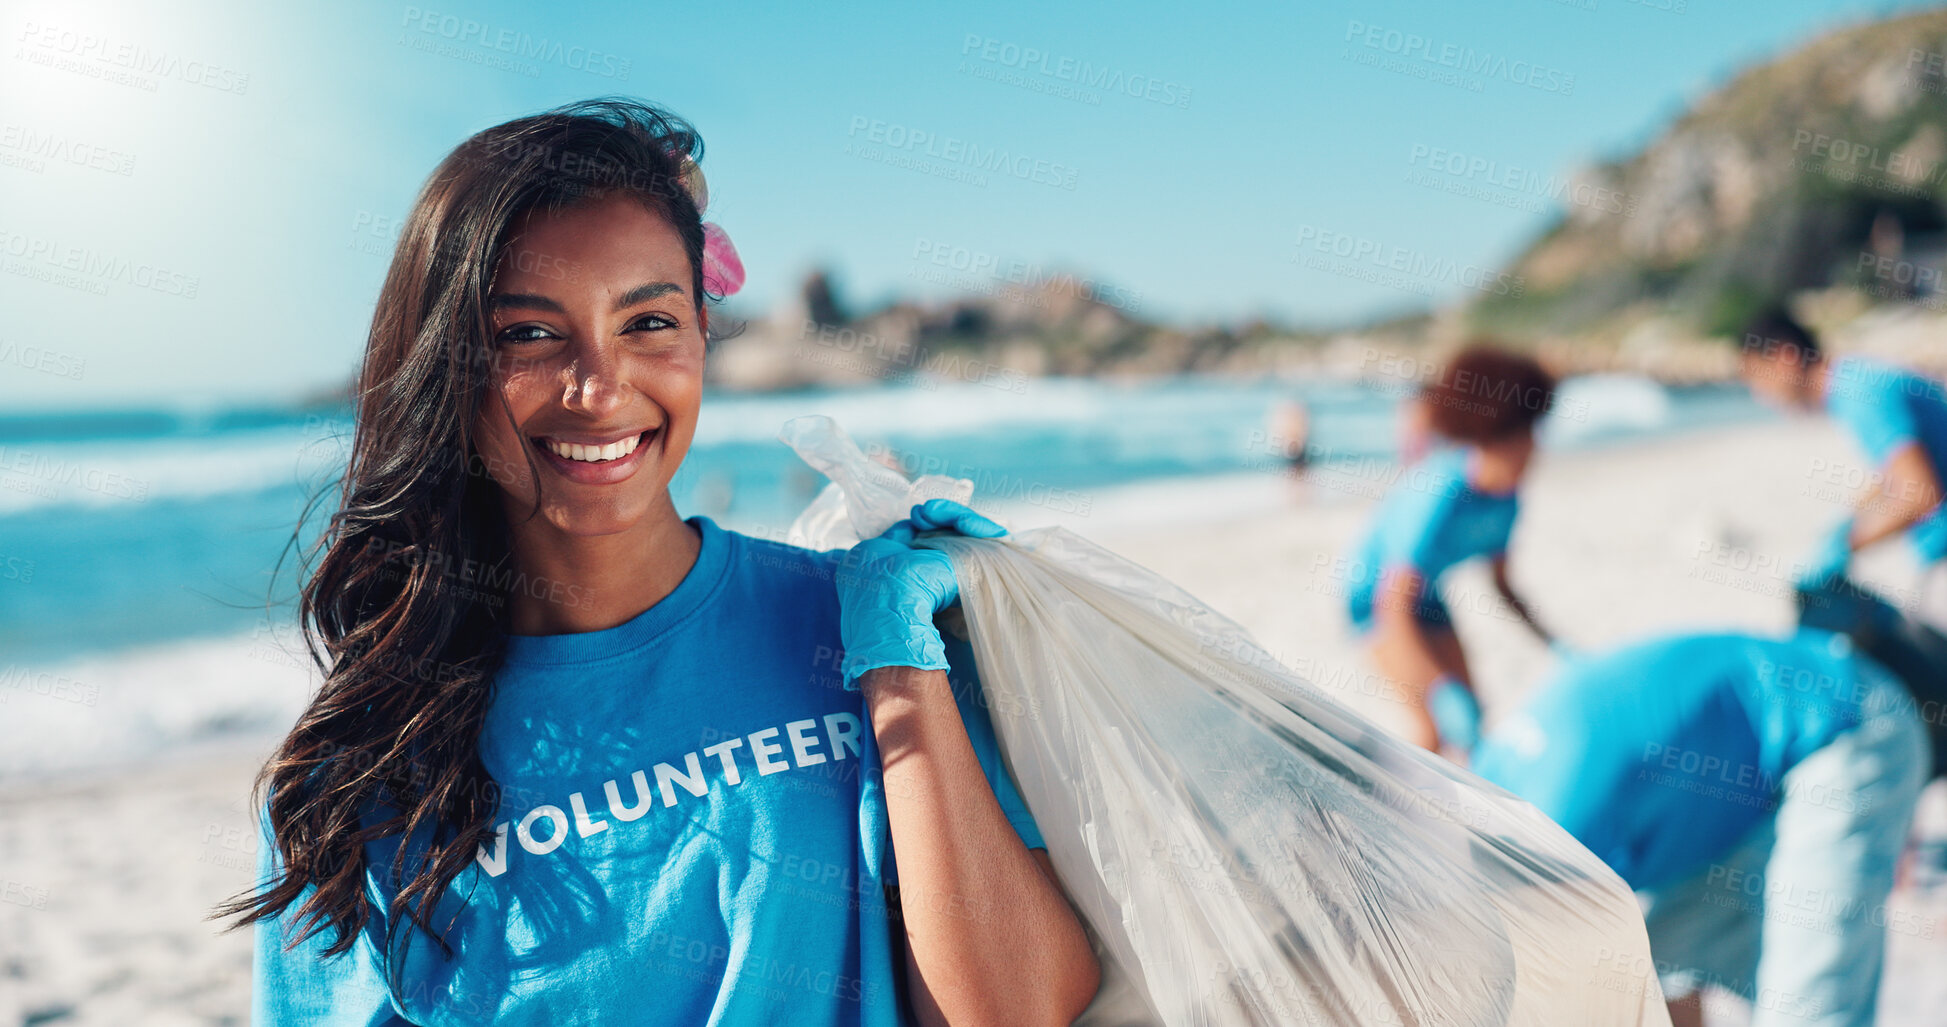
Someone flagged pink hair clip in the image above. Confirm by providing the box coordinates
[675,153,745,297]
[701,221,744,297]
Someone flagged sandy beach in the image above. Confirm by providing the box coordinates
[5,416,1944,1026]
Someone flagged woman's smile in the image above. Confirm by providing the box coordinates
[528,425,662,485]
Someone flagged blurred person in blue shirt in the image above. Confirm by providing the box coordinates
[1739,308,1947,627]
[1467,622,1933,1027]
[1343,344,1558,752]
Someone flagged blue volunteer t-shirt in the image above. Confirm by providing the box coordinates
[1470,630,1870,892]
[252,516,1043,1026]
[1824,353,1947,561]
[1346,447,1520,629]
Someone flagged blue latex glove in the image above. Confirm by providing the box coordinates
[1797,518,1855,589]
[836,499,1007,689]
[1426,676,1482,754]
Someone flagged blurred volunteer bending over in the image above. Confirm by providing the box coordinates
[1740,308,1947,628]
[1466,624,1933,1027]
[214,99,1098,1026]
[1342,344,1557,753]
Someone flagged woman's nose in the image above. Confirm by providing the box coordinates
[561,341,627,417]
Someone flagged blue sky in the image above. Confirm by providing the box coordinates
[2,0,1940,409]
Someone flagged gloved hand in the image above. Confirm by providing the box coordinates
[1426,676,1482,754]
[1797,518,1855,590]
[836,499,1007,689]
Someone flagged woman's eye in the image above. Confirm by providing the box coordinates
[496,324,555,345]
[628,313,677,333]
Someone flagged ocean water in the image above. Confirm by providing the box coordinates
[0,374,1764,780]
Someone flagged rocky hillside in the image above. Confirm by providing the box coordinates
[1475,8,1947,340]
[706,271,1336,390]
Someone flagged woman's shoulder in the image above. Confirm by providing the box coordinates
[1380,449,1469,516]
[716,524,845,587]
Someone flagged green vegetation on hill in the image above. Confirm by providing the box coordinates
[1474,9,1947,340]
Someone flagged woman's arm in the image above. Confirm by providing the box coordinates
[861,665,1099,1027]
[1372,569,1473,750]
[250,804,414,1026]
[1488,554,1551,644]
[1850,442,1944,550]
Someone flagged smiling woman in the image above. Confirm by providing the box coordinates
[471,194,707,635]
[211,98,1097,1026]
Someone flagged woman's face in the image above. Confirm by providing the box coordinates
[472,193,705,538]
[1740,350,1814,412]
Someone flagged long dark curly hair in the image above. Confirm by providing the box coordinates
[211,98,715,968]
[1420,342,1557,444]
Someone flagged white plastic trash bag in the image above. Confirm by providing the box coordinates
[780,416,1670,1027]
[779,416,973,550]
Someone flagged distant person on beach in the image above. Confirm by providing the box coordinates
[1739,308,1947,628]
[1397,389,1436,466]
[1342,343,1557,753]
[1268,397,1312,475]
[216,100,1097,1026]
[1467,626,1932,1027]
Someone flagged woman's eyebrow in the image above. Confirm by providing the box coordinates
[614,281,685,309]
[487,281,685,314]
[488,292,563,313]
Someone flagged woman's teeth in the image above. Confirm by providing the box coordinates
[546,433,643,463]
